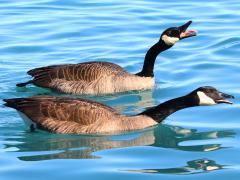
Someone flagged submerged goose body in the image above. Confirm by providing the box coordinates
[4,86,233,134]
[16,21,197,95]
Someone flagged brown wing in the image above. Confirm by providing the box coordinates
[4,96,120,134]
[28,61,128,88]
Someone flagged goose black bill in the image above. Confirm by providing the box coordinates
[215,92,234,104]
[179,20,198,39]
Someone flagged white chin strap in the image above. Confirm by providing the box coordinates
[197,91,216,105]
[161,35,179,46]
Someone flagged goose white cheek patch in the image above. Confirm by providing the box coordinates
[197,91,216,105]
[161,35,179,45]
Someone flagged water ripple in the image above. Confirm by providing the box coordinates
[0,0,240,180]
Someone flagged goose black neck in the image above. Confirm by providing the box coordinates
[139,95,198,123]
[136,40,171,77]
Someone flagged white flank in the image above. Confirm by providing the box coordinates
[17,111,37,129]
[50,75,154,95]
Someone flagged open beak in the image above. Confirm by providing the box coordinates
[216,92,234,104]
[179,21,198,39]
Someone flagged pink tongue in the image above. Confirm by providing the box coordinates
[185,29,198,36]
[180,29,197,38]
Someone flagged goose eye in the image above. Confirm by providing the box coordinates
[168,30,179,37]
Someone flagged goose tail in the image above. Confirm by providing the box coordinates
[3,98,25,109]
[16,80,33,87]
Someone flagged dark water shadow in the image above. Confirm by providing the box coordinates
[126,159,224,175]
[3,124,235,161]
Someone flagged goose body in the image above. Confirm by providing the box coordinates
[23,62,154,95]
[4,86,233,134]
[16,21,197,95]
[4,96,157,134]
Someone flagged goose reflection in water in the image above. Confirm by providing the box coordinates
[4,124,235,161]
[126,159,224,175]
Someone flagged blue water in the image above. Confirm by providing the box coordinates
[1,0,240,179]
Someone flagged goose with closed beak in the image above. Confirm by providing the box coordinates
[16,21,197,95]
[4,86,233,134]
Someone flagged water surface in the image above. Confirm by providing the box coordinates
[1,0,240,179]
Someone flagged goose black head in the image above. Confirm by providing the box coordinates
[161,20,197,46]
[139,86,234,123]
[189,86,234,105]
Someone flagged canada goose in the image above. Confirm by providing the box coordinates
[4,86,233,134]
[16,21,197,95]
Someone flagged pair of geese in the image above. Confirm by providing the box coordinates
[4,21,234,134]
